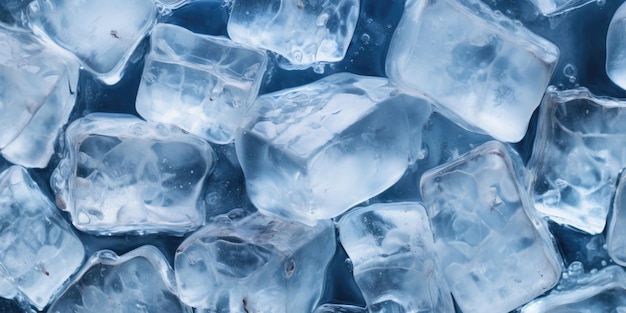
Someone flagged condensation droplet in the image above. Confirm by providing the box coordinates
[344,258,353,272]
[562,63,577,83]
[597,0,606,7]
[360,33,371,45]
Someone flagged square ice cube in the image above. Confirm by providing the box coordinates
[175,210,335,312]
[236,73,432,225]
[227,0,359,68]
[136,23,267,144]
[421,141,562,313]
[51,113,215,235]
[386,0,559,142]
[0,166,84,310]
[27,0,158,85]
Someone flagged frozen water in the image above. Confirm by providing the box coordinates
[51,113,215,235]
[48,246,189,313]
[606,170,626,266]
[337,202,454,313]
[227,0,359,68]
[0,1,30,25]
[0,24,78,168]
[607,1,626,91]
[313,304,367,313]
[528,88,626,234]
[27,0,158,85]
[421,141,562,313]
[521,263,626,312]
[386,0,559,142]
[527,0,596,16]
[236,73,431,225]
[174,210,335,312]
[0,166,84,310]
[136,23,267,144]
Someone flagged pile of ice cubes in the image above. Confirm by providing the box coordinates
[2,0,626,311]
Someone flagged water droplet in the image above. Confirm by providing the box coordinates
[313,64,325,74]
[344,258,353,272]
[597,0,606,6]
[567,261,584,277]
[562,63,577,83]
[360,33,371,45]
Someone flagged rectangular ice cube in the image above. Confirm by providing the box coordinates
[136,23,267,144]
[0,166,84,310]
[421,141,562,313]
[386,0,559,142]
[51,113,215,235]
[236,73,432,225]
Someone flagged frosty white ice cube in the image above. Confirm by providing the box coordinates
[0,166,84,310]
[421,141,562,313]
[607,2,626,91]
[236,73,431,225]
[136,23,267,144]
[386,0,559,142]
[51,113,215,235]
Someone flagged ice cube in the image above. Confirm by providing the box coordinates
[606,170,626,266]
[0,24,78,168]
[227,0,359,68]
[421,141,562,313]
[236,73,432,225]
[51,113,215,235]
[313,304,367,313]
[528,87,626,234]
[27,0,158,85]
[175,210,335,312]
[0,166,84,310]
[337,202,454,313]
[607,1,626,91]
[386,0,559,142]
[48,246,189,313]
[136,23,267,144]
[527,0,595,16]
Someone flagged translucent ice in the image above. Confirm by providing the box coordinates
[51,113,215,235]
[607,1,626,91]
[0,166,84,310]
[175,210,335,312]
[48,246,189,313]
[527,0,595,16]
[236,73,431,225]
[421,141,562,313]
[227,0,359,68]
[136,23,267,144]
[606,171,626,266]
[27,0,158,85]
[313,304,367,313]
[338,202,454,313]
[528,88,626,234]
[386,0,559,142]
[0,24,78,168]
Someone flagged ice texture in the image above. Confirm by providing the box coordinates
[527,0,595,16]
[136,23,267,144]
[313,304,367,313]
[528,88,626,234]
[227,0,359,68]
[607,1,626,91]
[0,24,78,168]
[0,166,84,310]
[174,210,335,312]
[386,0,559,142]
[51,113,215,235]
[421,141,562,313]
[338,202,454,313]
[48,246,189,313]
[607,171,626,266]
[27,0,158,85]
[236,73,431,225]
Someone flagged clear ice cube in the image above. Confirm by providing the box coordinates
[136,23,267,144]
[0,24,78,168]
[227,0,359,68]
[51,113,215,235]
[0,166,84,310]
[174,210,335,312]
[337,202,454,313]
[386,0,559,142]
[48,246,189,313]
[236,73,432,225]
[27,0,158,85]
[606,170,626,266]
[421,141,562,313]
[607,1,626,91]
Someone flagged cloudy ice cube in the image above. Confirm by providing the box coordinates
[386,0,559,142]
[0,24,78,168]
[51,113,215,235]
[236,73,431,225]
[227,0,359,68]
[48,246,189,313]
[607,1,626,91]
[313,304,367,313]
[606,171,626,266]
[136,23,267,144]
[0,166,84,310]
[338,202,454,313]
[175,210,335,312]
[528,88,626,234]
[27,0,158,85]
[421,141,562,313]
